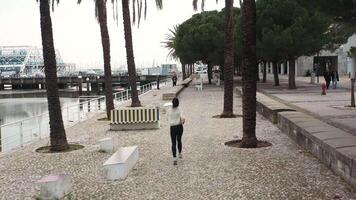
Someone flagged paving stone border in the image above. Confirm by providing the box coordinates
[236,86,356,189]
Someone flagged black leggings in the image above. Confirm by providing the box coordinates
[170,124,183,157]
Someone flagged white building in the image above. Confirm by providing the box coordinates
[261,35,356,76]
[0,46,74,77]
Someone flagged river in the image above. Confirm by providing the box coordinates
[0,97,81,152]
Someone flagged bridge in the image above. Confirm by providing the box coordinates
[0,75,167,95]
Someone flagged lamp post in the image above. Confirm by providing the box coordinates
[86,77,90,96]
[96,76,100,95]
[78,75,82,96]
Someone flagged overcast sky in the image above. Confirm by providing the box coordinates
[0,0,240,70]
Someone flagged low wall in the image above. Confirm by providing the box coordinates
[278,112,356,189]
[235,86,356,189]
[235,87,295,123]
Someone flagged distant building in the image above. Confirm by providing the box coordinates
[0,46,75,77]
[140,64,178,76]
[141,67,160,76]
[160,64,178,76]
[261,34,356,76]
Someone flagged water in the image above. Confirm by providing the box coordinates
[0,98,78,125]
[0,98,79,152]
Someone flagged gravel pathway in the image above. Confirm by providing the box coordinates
[0,83,354,199]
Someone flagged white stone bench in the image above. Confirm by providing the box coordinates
[36,174,72,199]
[103,146,139,180]
[110,107,160,130]
[98,137,118,153]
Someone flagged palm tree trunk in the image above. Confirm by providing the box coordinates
[351,79,355,107]
[221,0,234,117]
[241,0,257,148]
[122,0,141,107]
[181,62,186,80]
[262,61,267,83]
[288,57,296,89]
[97,0,114,118]
[39,0,69,151]
[272,61,280,86]
[207,61,212,84]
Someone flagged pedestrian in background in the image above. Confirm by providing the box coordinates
[332,70,339,89]
[323,69,331,89]
[172,73,177,86]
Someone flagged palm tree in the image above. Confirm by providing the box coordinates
[112,0,162,107]
[38,0,69,151]
[241,0,257,148]
[78,0,115,119]
[348,47,356,107]
[122,0,141,107]
[162,26,187,80]
[221,0,235,117]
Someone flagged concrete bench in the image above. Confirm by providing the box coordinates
[37,174,72,199]
[103,146,139,180]
[110,106,160,130]
[98,137,118,153]
[162,78,192,100]
[179,78,192,87]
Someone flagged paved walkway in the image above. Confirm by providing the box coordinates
[258,74,356,136]
[0,81,355,199]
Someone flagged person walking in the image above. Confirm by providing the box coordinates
[323,69,331,89]
[172,73,177,87]
[332,70,339,89]
[167,97,185,165]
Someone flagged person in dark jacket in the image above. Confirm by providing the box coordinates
[331,70,339,89]
[323,69,331,89]
[172,73,177,86]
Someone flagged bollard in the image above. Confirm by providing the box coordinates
[321,82,326,95]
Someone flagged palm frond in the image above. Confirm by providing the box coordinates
[161,25,179,60]
[144,0,147,19]
[155,0,163,9]
[193,0,218,11]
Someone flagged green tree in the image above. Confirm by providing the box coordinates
[38,0,69,151]
[257,0,332,89]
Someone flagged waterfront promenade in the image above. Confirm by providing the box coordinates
[0,80,354,199]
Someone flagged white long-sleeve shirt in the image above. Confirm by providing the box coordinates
[167,107,184,126]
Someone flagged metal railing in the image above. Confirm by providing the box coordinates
[0,79,169,153]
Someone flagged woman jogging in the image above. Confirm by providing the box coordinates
[167,97,185,165]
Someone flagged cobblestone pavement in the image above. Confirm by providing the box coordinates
[0,82,355,199]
